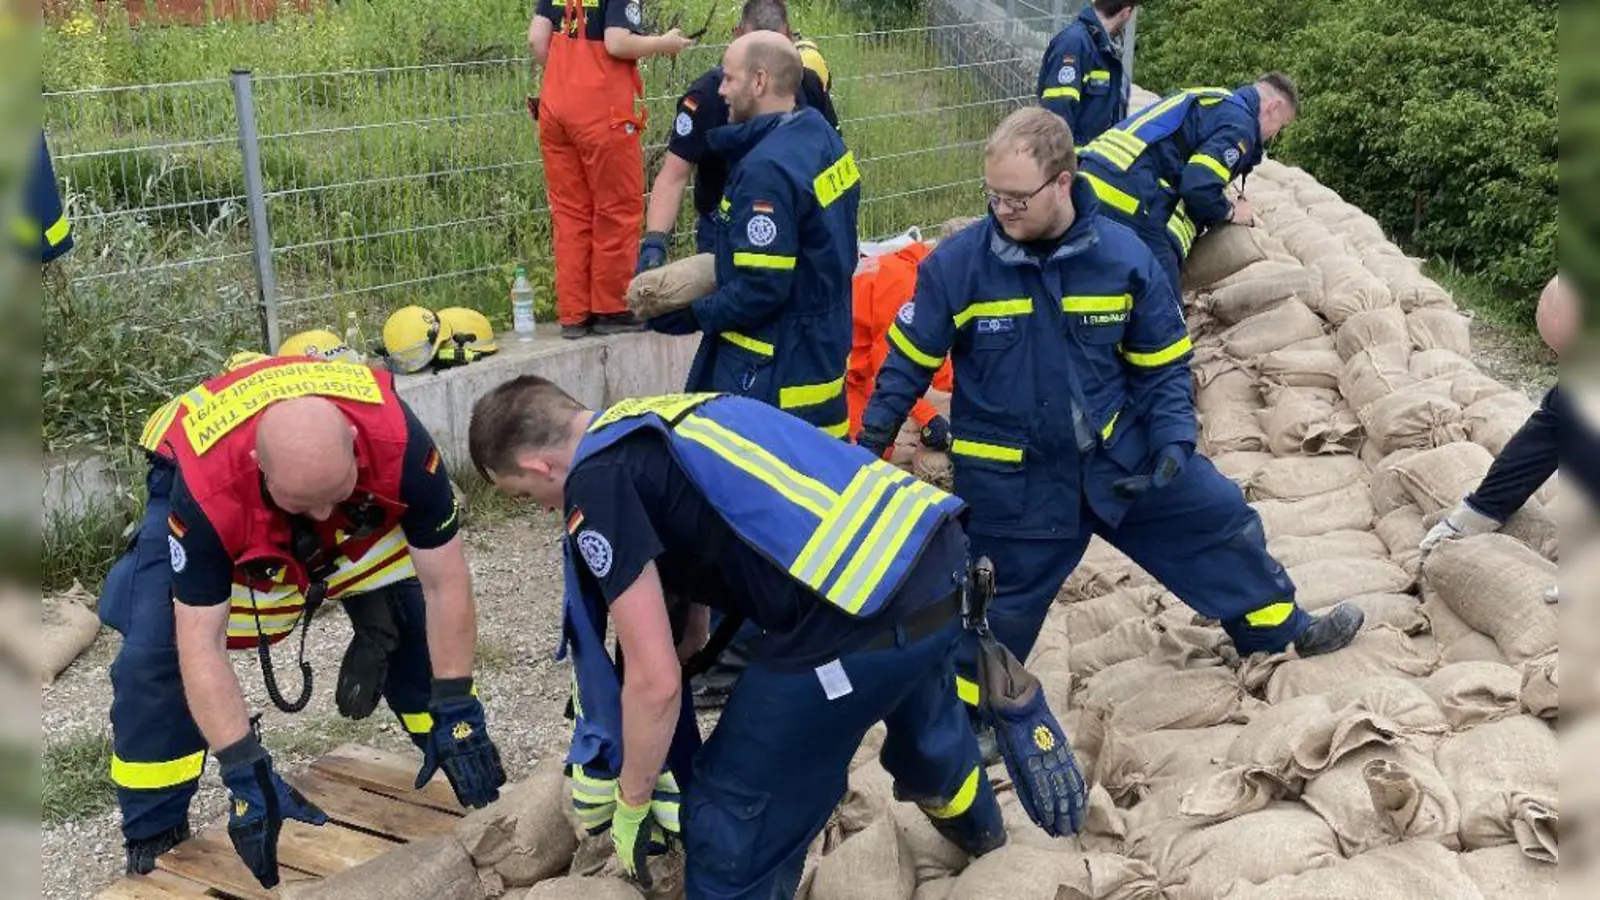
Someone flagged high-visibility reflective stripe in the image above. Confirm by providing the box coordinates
[1190,153,1232,181]
[400,711,434,734]
[1245,601,1297,627]
[842,479,947,613]
[1061,294,1133,314]
[1086,69,1112,83]
[590,394,719,431]
[718,197,731,214]
[887,322,943,370]
[1101,410,1120,441]
[676,415,838,518]
[829,480,934,613]
[922,766,982,819]
[45,213,71,247]
[779,376,845,410]
[111,751,206,790]
[950,438,1024,464]
[1082,172,1140,215]
[733,252,797,270]
[140,397,184,451]
[952,297,1033,329]
[1041,86,1080,101]
[1084,140,1138,171]
[820,420,849,439]
[814,150,861,208]
[1121,335,1194,368]
[955,675,980,707]
[333,551,416,598]
[791,464,904,590]
[721,331,775,357]
[1097,130,1147,157]
[1168,212,1197,256]
[571,768,616,804]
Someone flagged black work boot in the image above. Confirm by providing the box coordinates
[1292,603,1365,658]
[125,820,191,875]
[561,320,593,340]
[593,312,645,335]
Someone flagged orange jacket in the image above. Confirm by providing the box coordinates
[847,242,953,439]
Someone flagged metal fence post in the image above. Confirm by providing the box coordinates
[1122,8,1138,87]
[1052,0,1066,33]
[232,69,282,353]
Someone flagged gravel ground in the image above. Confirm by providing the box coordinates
[1467,314,1557,400]
[42,506,575,900]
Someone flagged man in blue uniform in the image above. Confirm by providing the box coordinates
[1078,73,1300,294]
[1037,0,1138,146]
[642,30,859,440]
[640,0,840,262]
[468,379,1006,900]
[20,132,74,264]
[1421,275,1595,583]
[859,108,1361,700]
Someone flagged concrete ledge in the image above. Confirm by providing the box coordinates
[394,325,700,468]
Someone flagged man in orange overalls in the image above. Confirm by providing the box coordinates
[529,1,694,338]
[848,240,954,451]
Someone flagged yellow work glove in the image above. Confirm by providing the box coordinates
[611,792,663,888]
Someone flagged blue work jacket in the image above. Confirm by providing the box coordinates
[1037,6,1128,146]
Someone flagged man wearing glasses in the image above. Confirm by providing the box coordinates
[858,108,1362,701]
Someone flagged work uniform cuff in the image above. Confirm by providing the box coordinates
[214,732,268,772]
[431,676,476,704]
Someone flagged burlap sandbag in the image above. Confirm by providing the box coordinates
[1424,662,1522,730]
[885,797,970,884]
[1442,633,1512,666]
[1390,441,1495,514]
[1259,626,1437,703]
[1217,839,1485,900]
[283,835,487,900]
[1457,844,1558,900]
[1287,558,1412,610]
[1059,541,1147,601]
[1336,592,1428,635]
[1358,388,1467,454]
[1061,585,1164,644]
[1132,803,1341,900]
[1315,257,1395,325]
[912,449,953,491]
[1212,451,1275,485]
[1424,534,1556,663]
[1375,505,1426,575]
[1201,406,1268,454]
[1213,258,1305,289]
[1339,343,1417,411]
[1281,334,1338,354]
[1097,725,1243,804]
[1295,236,1353,269]
[1301,746,1460,856]
[1307,200,1365,224]
[1296,181,1344,206]
[1261,383,1341,407]
[1220,298,1325,358]
[1409,348,1476,381]
[1071,617,1160,679]
[1098,667,1258,735]
[41,593,100,684]
[454,761,578,887]
[1519,651,1558,720]
[947,845,1145,900]
[1324,674,1450,736]
[1404,308,1472,356]
[1265,529,1386,568]
[1207,268,1322,325]
[1182,224,1273,292]
[914,878,956,900]
[1276,218,1336,258]
[1256,349,1344,392]
[524,877,645,900]
[1448,370,1512,406]
[1253,482,1376,539]
[1196,368,1261,415]
[1367,448,1420,516]
[1463,392,1539,456]
[625,253,716,319]
[811,815,916,900]
[1434,715,1558,857]
[1334,306,1409,361]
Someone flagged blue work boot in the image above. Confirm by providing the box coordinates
[1292,603,1365,658]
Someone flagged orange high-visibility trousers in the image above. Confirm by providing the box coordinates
[539,0,645,326]
[847,241,954,439]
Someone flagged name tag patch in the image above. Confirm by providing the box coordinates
[1083,312,1129,326]
[975,317,1016,335]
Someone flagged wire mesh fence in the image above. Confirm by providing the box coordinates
[42,3,1078,453]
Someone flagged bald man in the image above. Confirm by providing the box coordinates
[1421,275,1596,572]
[100,356,504,887]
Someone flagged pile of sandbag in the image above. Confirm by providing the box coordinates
[795,159,1558,899]
[9,582,102,684]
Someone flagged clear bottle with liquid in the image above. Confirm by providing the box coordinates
[342,311,366,362]
[511,266,536,341]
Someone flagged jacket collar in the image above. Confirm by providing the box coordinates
[986,176,1103,268]
[707,109,794,165]
[1079,6,1118,58]
[1232,84,1264,147]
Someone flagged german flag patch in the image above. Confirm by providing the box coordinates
[752,200,775,214]
[683,97,699,113]
[167,513,187,538]
[566,508,585,535]
[424,447,442,475]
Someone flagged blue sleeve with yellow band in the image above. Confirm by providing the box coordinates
[691,167,801,336]
[1119,251,1197,452]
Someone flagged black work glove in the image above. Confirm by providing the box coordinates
[336,590,402,720]
[219,734,328,889]
[919,414,953,451]
[855,423,896,460]
[1111,442,1192,502]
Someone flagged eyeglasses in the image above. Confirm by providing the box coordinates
[982,172,1063,213]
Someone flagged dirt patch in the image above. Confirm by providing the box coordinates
[1465,316,1556,400]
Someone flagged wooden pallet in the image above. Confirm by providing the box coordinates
[96,744,467,900]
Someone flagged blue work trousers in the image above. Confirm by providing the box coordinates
[684,616,1002,900]
[965,455,1310,672]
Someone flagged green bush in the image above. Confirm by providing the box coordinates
[1138,0,1556,318]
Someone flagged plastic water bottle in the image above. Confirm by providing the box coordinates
[342,311,366,362]
[511,266,536,341]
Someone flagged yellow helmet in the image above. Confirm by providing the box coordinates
[277,329,359,363]
[222,350,270,373]
[436,307,499,357]
[382,306,450,374]
[795,37,831,92]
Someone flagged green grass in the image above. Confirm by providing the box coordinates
[42,0,1001,455]
[44,730,114,826]
[1427,260,1552,356]
[263,715,385,759]
[43,480,142,594]
[456,473,540,531]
